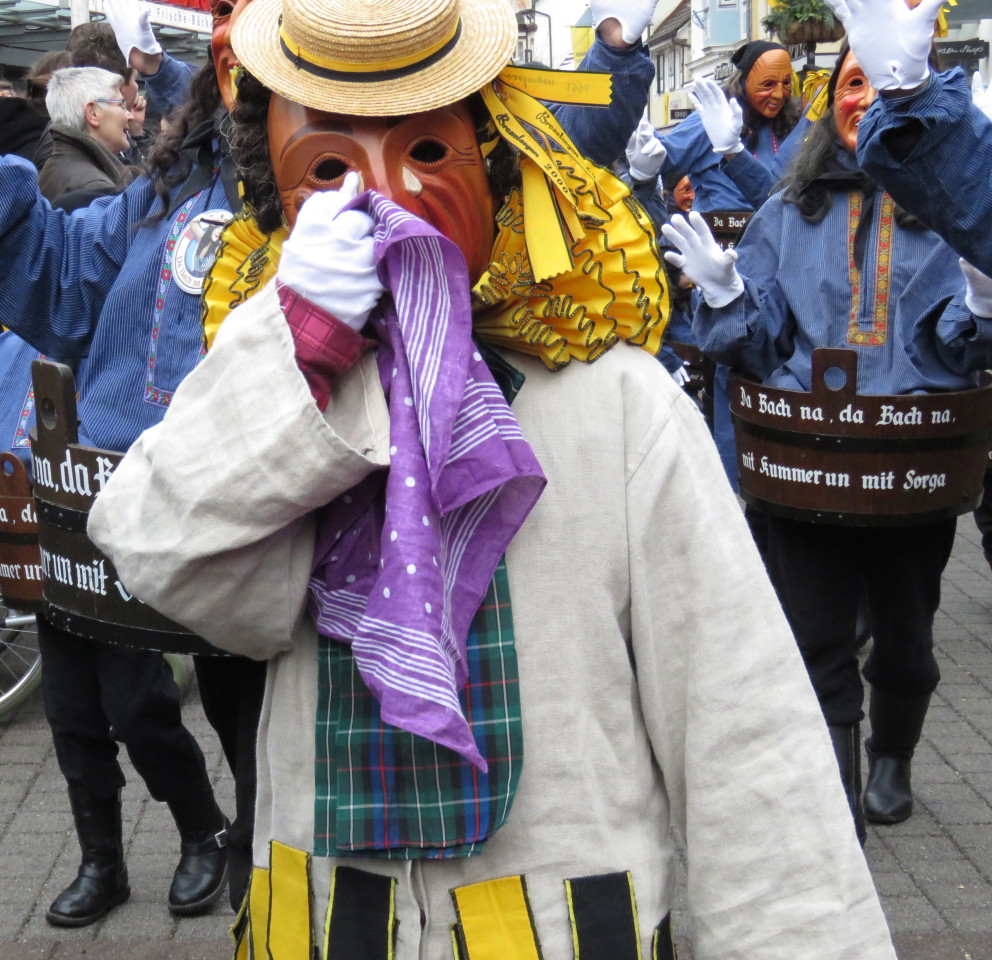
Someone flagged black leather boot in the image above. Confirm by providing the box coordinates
[46,787,129,927]
[827,724,866,846]
[864,688,931,824]
[166,794,229,915]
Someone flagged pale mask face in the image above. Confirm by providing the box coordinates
[267,97,495,282]
[744,50,793,119]
[211,0,253,112]
[832,52,877,153]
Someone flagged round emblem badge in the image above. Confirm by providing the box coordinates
[171,209,234,294]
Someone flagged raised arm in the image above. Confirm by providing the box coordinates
[0,156,143,359]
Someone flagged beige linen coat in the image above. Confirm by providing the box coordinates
[90,281,896,960]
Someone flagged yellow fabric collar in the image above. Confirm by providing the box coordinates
[203,68,669,368]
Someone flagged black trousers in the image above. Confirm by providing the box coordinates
[193,656,266,909]
[766,515,956,726]
[38,615,214,803]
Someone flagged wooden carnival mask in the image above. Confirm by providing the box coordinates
[267,96,496,283]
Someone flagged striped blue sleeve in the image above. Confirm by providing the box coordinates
[554,38,654,167]
[692,196,793,381]
[858,68,992,274]
[0,156,138,360]
[142,52,197,118]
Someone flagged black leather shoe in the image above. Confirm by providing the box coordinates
[864,750,913,824]
[168,820,229,916]
[46,786,129,927]
[863,687,931,825]
[47,863,130,927]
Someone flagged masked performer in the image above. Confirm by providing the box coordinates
[820,0,992,278]
[665,39,992,845]
[90,0,897,957]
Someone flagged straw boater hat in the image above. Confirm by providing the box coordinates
[231,0,517,116]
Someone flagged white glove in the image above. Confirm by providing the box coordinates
[691,77,744,156]
[972,72,992,121]
[277,172,384,331]
[672,363,691,387]
[661,212,744,309]
[821,0,943,91]
[961,258,992,318]
[102,0,162,59]
[625,118,666,182]
[589,0,659,45]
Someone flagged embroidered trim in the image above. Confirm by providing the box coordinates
[145,197,200,408]
[12,356,43,449]
[846,191,894,347]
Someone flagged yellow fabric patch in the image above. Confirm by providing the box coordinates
[451,875,543,960]
[268,840,314,960]
[248,865,271,960]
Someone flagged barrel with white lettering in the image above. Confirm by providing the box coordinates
[700,210,753,251]
[730,348,992,525]
[0,453,43,612]
[29,361,228,655]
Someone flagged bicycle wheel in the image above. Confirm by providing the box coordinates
[0,610,42,717]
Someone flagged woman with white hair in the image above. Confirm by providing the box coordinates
[37,66,135,205]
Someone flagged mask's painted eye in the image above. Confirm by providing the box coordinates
[310,156,349,183]
[212,0,235,19]
[409,138,449,165]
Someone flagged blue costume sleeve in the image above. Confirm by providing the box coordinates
[142,52,197,118]
[931,294,992,375]
[0,156,142,360]
[692,196,795,381]
[719,150,774,209]
[858,69,992,274]
[719,114,813,208]
[554,37,654,167]
[659,111,719,183]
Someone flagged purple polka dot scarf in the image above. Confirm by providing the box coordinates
[308,193,546,770]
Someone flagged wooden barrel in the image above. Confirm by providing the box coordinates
[730,348,992,526]
[0,453,43,612]
[700,210,753,251]
[29,360,228,655]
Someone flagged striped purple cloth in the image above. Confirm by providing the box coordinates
[308,193,546,770]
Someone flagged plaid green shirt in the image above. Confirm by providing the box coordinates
[313,558,523,859]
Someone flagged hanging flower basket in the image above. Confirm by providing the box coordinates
[761,0,845,46]
[783,19,847,43]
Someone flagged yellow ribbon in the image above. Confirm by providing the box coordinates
[499,65,613,106]
[802,69,831,122]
